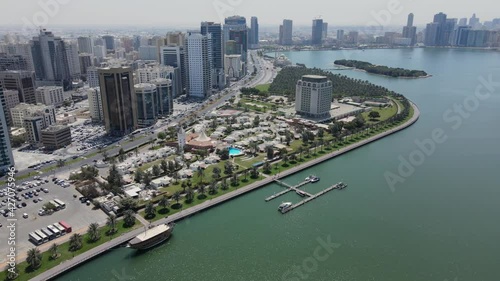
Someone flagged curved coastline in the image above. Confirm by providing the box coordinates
[333,63,432,79]
[31,103,420,281]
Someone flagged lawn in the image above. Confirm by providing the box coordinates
[362,102,398,124]
[0,219,141,281]
[255,83,271,92]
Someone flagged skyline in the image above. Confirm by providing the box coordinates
[1,0,498,28]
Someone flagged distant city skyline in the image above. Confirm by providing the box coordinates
[1,0,498,27]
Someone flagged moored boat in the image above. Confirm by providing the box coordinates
[128,223,174,250]
[278,202,292,212]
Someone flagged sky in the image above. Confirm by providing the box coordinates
[1,0,498,28]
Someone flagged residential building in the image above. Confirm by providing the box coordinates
[0,54,29,71]
[79,53,93,75]
[1,90,20,126]
[23,116,44,145]
[249,16,259,49]
[152,78,173,117]
[98,66,137,136]
[65,41,81,79]
[139,46,159,61]
[0,70,36,103]
[322,22,328,40]
[201,22,225,89]
[160,45,187,93]
[87,66,99,88]
[10,103,56,128]
[87,87,103,122]
[0,83,14,171]
[337,30,345,43]
[295,75,333,118]
[281,19,293,45]
[77,36,93,54]
[402,13,418,45]
[224,16,248,62]
[224,54,243,80]
[185,33,213,99]
[35,86,65,106]
[41,125,71,150]
[102,35,115,51]
[312,19,324,45]
[134,83,158,128]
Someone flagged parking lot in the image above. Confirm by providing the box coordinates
[0,177,108,265]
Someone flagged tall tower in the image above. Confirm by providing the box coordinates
[0,82,14,172]
[201,22,225,90]
[98,66,137,136]
[249,16,259,49]
[312,19,324,45]
[402,13,417,46]
[185,33,213,99]
[77,36,93,54]
[223,16,248,62]
[282,19,293,45]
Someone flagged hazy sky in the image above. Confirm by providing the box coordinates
[1,0,498,27]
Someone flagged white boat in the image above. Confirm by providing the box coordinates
[310,176,320,183]
[278,202,293,212]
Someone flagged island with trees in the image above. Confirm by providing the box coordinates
[334,59,429,78]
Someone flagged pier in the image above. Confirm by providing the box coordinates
[280,182,347,214]
[265,180,312,201]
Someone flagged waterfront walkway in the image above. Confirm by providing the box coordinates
[33,102,420,281]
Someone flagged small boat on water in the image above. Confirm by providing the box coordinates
[305,175,320,183]
[296,190,306,197]
[278,202,293,212]
[128,223,174,250]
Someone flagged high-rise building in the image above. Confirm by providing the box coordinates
[65,41,81,79]
[134,83,159,128]
[102,35,115,51]
[98,66,137,136]
[166,32,186,46]
[337,30,345,42]
[152,78,173,117]
[0,54,30,71]
[12,43,35,72]
[0,83,14,171]
[87,66,99,88]
[249,16,259,49]
[0,70,36,104]
[185,33,213,99]
[160,45,186,93]
[138,46,159,61]
[79,53,93,75]
[348,31,359,45]
[322,22,328,40]
[469,14,480,29]
[224,16,248,62]
[295,75,333,118]
[23,116,44,145]
[35,86,65,106]
[0,90,20,126]
[41,125,71,150]
[402,13,418,46]
[93,45,106,63]
[77,36,93,54]
[312,19,324,45]
[281,19,293,45]
[201,22,225,89]
[425,13,453,46]
[87,87,103,122]
[30,29,72,89]
[459,18,468,26]
[424,23,440,46]
[224,54,243,79]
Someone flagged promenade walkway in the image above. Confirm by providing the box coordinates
[32,102,420,281]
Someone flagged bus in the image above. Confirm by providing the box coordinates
[59,221,72,233]
[35,230,49,243]
[41,228,55,240]
[53,223,66,235]
[53,199,66,209]
[49,200,61,211]
[47,225,60,238]
[29,232,43,245]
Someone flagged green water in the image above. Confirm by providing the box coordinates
[57,49,500,281]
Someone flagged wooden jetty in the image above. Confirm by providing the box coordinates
[265,180,312,202]
[280,182,347,214]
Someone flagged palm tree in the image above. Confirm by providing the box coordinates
[172,191,182,205]
[26,248,42,269]
[181,181,187,193]
[243,169,249,181]
[220,178,229,190]
[160,160,168,175]
[56,159,65,168]
[212,167,221,179]
[198,184,206,197]
[49,243,59,260]
[231,174,238,186]
[145,202,156,219]
[209,181,218,195]
[249,141,259,156]
[69,233,83,251]
[282,154,289,166]
[159,195,169,211]
[196,166,205,184]
[87,222,100,242]
[123,210,136,227]
[185,188,195,202]
[106,214,117,234]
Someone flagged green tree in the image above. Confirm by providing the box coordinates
[157,132,167,140]
[56,159,66,168]
[263,162,271,174]
[209,181,218,195]
[123,210,136,227]
[250,166,259,179]
[145,202,156,219]
[87,222,100,242]
[160,160,168,175]
[224,161,233,175]
[212,167,222,179]
[230,174,238,186]
[220,178,229,190]
[49,243,59,260]
[152,165,161,177]
[266,146,274,160]
[106,214,117,234]
[134,169,144,183]
[172,191,182,205]
[118,197,138,211]
[159,195,169,211]
[185,188,195,203]
[118,148,126,162]
[197,166,205,184]
[26,248,42,269]
[69,233,83,251]
[368,111,381,120]
[143,171,153,188]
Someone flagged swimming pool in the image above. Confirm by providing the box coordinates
[229,147,243,156]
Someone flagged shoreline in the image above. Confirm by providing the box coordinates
[31,102,421,281]
[332,63,431,79]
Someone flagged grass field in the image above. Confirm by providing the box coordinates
[255,84,271,92]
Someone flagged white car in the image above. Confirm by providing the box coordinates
[38,209,45,216]
[22,213,28,219]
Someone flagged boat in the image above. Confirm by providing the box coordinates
[296,190,306,197]
[127,223,174,250]
[278,202,293,212]
[310,176,320,183]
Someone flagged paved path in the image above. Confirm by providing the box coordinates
[32,102,420,281]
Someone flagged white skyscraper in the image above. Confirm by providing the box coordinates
[87,67,99,88]
[87,88,103,122]
[77,36,93,54]
[185,33,213,98]
[65,41,81,79]
[35,86,65,106]
[295,75,333,118]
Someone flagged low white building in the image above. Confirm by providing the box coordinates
[35,86,65,107]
